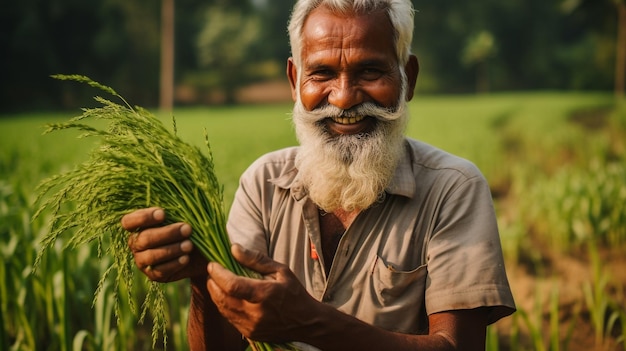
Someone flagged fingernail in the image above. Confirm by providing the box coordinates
[153,209,165,221]
[178,255,189,265]
[180,224,192,236]
[180,240,193,252]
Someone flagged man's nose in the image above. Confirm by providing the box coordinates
[328,76,363,110]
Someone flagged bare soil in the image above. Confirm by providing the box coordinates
[175,80,293,105]
[236,80,293,103]
[501,248,626,351]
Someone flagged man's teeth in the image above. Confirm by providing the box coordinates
[331,115,365,125]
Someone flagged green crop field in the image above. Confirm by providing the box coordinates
[1,92,625,350]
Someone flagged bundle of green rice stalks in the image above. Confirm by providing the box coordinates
[33,74,297,351]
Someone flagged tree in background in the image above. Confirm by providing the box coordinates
[1,0,113,109]
[1,0,623,112]
[560,0,626,97]
[462,30,497,93]
[253,0,296,64]
[613,0,626,99]
[160,0,175,112]
[96,0,161,104]
[195,6,262,104]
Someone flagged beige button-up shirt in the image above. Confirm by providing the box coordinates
[227,138,515,335]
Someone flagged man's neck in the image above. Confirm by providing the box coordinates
[318,208,360,275]
[330,208,360,227]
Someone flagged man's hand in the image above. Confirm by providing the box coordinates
[122,207,207,282]
[205,244,490,351]
[206,244,318,343]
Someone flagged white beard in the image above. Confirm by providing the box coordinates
[292,84,409,213]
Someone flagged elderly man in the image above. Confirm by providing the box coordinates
[122,0,516,350]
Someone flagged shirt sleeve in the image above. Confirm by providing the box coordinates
[424,171,516,324]
[226,158,272,256]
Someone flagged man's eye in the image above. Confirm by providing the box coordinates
[361,69,383,80]
[310,70,333,80]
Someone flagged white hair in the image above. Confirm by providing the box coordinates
[288,0,415,67]
[292,69,409,212]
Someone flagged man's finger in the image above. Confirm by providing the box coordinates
[143,255,191,283]
[230,243,280,275]
[134,224,192,250]
[121,207,166,231]
[207,262,264,301]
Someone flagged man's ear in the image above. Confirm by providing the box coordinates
[404,54,419,101]
[287,57,298,102]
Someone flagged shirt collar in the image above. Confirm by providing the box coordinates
[269,140,416,200]
[384,141,416,198]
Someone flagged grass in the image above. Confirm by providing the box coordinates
[1,91,625,350]
[1,91,613,208]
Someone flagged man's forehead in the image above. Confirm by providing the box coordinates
[300,7,395,58]
[302,6,393,41]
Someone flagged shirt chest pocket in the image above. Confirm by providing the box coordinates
[374,255,427,298]
[365,255,428,334]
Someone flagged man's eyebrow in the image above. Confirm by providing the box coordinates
[357,59,390,68]
[305,58,390,70]
[304,62,333,71]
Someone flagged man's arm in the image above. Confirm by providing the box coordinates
[207,244,489,351]
[295,306,487,351]
[188,277,246,351]
[122,208,245,350]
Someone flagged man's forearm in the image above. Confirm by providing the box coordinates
[293,302,485,351]
[293,304,441,351]
[188,277,244,351]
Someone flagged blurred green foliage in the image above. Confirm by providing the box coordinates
[1,0,623,112]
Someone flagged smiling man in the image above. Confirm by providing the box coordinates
[122,1,515,350]
[289,5,415,216]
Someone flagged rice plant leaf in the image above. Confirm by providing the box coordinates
[33,74,298,351]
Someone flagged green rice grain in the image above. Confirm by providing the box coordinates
[32,75,297,351]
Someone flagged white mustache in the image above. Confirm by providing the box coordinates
[294,100,406,124]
